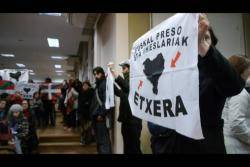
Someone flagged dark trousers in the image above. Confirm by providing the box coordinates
[66,110,76,128]
[121,122,142,154]
[43,100,55,127]
[94,121,112,154]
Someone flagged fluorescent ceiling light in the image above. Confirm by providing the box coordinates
[1,54,15,57]
[29,70,34,73]
[30,73,35,75]
[39,13,62,16]
[57,73,62,76]
[16,63,25,67]
[54,64,62,68]
[47,38,59,48]
[51,56,67,60]
[55,70,64,73]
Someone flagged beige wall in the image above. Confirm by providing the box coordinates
[128,13,151,154]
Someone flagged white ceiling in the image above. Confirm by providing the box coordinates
[0,13,89,82]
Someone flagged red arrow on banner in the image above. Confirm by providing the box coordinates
[138,80,143,91]
[170,51,181,68]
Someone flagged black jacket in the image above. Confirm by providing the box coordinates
[114,75,142,125]
[91,78,109,118]
[148,46,245,153]
[78,88,94,120]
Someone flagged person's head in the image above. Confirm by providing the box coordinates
[228,55,250,81]
[22,100,29,110]
[33,92,39,99]
[82,81,91,91]
[28,79,34,83]
[45,77,52,83]
[204,26,218,47]
[9,104,23,118]
[0,99,6,110]
[93,67,105,81]
[68,79,74,87]
[0,75,2,80]
[15,90,22,97]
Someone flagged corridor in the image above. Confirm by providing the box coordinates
[37,112,97,154]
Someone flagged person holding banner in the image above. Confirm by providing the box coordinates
[147,14,245,154]
[91,67,112,154]
[109,60,142,154]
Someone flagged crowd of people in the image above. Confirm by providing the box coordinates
[1,14,250,154]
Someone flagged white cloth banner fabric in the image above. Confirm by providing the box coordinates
[128,13,204,139]
[105,67,115,110]
[16,83,39,99]
[0,69,29,84]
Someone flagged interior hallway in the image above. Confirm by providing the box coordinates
[37,112,97,154]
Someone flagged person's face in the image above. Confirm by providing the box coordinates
[94,72,102,80]
[16,91,21,97]
[122,66,129,74]
[241,68,250,81]
[0,101,6,110]
[13,111,20,118]
[83,83,89,91]
[204,30,212,46]
[22,101,29,110]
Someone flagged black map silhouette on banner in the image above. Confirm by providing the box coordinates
[143,53,165,95]
[23,88,31,94]
[9,71,21,81]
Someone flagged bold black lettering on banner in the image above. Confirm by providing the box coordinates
[145,99,152,115]
[154,100,161,117]
[140,96,145,110]
[175,95,188,116]
[163,99,175,117]
[134,91,139,106]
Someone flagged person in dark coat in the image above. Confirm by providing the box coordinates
[78,80,95,145]
[22,100,39,154]
[148,14,245,154]
[110,61,142,154]
[91,67,112,154]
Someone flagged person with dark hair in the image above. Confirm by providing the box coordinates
[222,55,250,153]
[30,92,44,129]
[0,99,11,146]
[64,79,79,132]
[40,77,55,127]
[148,14,245,154]
[91,66,112,154]
[78,80,95,145]
[59,80,68,128]
[0,76,2,80]
[110,60,142,154]
[21,100,39,154]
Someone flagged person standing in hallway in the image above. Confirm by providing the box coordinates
[22,100,39,154]
[78,80,95,145]
[8,104,29,154]
[91,67,112,154]
[64,79,79,132]
[147,14,245,154]
[59,80,68,128]
[109,61,142,154]
[222,55,250,154]
[40,77,56,127]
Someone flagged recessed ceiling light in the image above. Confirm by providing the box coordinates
[51,56,67,60]
[54,64,62,68]
[47,38,59,48]
[55,70,64,73]
[1,54,15,58]
[39,13,62,16]
[16,63,25,67]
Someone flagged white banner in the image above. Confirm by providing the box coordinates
[128,13,204,139]
[16,83,39,99]
[105,67,115,109]
[0,69,29,84]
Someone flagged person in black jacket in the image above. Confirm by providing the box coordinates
[78,80,95,145]
[110,61,142,154]
[92,67,112,154]
[148,14,245,154]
